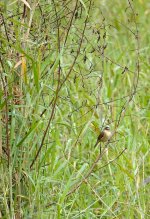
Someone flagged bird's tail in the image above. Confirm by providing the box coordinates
[94,140,99,147]
[94,141,102,154]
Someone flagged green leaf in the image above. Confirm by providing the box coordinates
[16,121,41,147]
[33,62,40,91]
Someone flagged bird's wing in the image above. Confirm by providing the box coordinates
[94,131,104,147]
[98,131,104,141]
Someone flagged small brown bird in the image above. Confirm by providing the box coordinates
[94,126,112,152]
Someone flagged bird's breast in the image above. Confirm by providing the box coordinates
[101,130,112,142]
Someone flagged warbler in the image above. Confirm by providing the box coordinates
[94,126,112,151]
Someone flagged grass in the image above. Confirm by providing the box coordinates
[0,0,150,218]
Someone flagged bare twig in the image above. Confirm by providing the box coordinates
[30,0,92,169]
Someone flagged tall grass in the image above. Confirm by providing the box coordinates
[0,0,149,218]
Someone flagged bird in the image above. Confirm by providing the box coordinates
[94,125,112,153]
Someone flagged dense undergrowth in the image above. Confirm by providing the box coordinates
[0,0,149,218]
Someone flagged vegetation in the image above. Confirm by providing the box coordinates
[0,0,149,218]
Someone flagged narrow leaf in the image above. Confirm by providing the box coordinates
[16,121,40,147]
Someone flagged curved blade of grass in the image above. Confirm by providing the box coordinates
[16,121,41,147]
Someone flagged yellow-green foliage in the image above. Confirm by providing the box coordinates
[0,0,149,218]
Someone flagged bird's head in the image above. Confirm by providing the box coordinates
[104,125,110,131]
